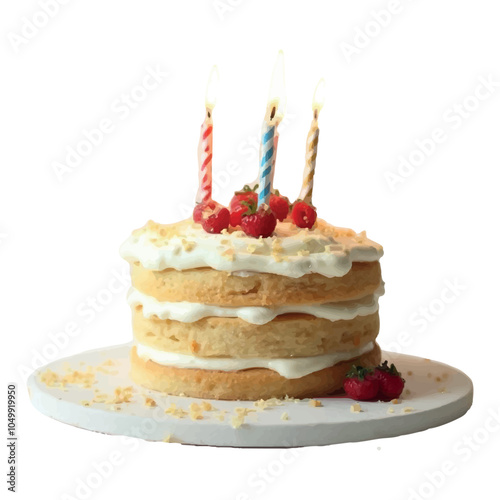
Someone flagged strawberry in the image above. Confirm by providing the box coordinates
[269,192,290,221]
[200,205,230,234]
[291,201,317,229]
[229,185,258,227]
[343,365,379,401]
[193,199,217,223]
[240,204,277,238]
[373,361,405,401]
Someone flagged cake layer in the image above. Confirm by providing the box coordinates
[132,306,379,357]
[120,218,383,278]
[131,261,382,306]
[130,343,382,400]
[135,341,374,378]
[128,286,382,324]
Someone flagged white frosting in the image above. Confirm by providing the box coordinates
[128,286,383,325]
[120,218,383,278]
[136,341,375,379]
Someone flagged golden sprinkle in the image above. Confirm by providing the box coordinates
[402,407,414,413]
[350,403,362,413]
[281,412,289,421]
[387,407,395,414]
[391,399,400,405]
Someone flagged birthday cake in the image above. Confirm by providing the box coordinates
[120,216,383,400]
[120,60,384,400]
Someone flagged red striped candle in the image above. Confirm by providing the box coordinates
[196,66,218,204]
[196,111,213,204]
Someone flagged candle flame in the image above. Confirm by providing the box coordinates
[312,78,325,114]
[205,65,219,111]
[267,50,286,122]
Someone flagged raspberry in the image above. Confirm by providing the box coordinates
[240,205,277,238]
[291,201,317,229]
[200,206,230,234]
[193,199,217,223]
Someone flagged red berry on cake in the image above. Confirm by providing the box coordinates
[240,204,277,238]
[373,361,405,401]
[269,192,290,221]
[200,204,230,234]
[343,365,379,401]
[193,199,218,223]
[291,201,317,229]
[229,185,258,227]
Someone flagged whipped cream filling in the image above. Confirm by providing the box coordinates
[128,286,383,325]
[136,341,375,379]
[120,218,383,278]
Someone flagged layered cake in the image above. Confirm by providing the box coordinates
[120,218,383,400]
[120,59,384,400]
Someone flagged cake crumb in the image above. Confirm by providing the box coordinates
[165,403,187,419]
[80,400,91,407]
[387,407,395,414]
[309,399,322,407]
[254,398,284,410]
[231,415,245,429]
[235,407,256,417]
[143,397,157,408]
[181,239,196,252]
[215,411,226,422]
[438,387,447,393]
[390,399,400,405]
[221,248,235,261]
[435,376,442,382]
[163,434,172,443]
[280,412,289,421]
[201,401,213,411]
[189,402,204,420]
[350,403,362,413]
[407,370,413,376]
[402,406,414,413]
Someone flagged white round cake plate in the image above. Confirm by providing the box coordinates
[28,343,473,448]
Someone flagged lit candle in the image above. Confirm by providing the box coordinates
[196,66,219,204]
[257,51,286,207]
[298,79,325,204]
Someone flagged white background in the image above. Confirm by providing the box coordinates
[2,0,500,499]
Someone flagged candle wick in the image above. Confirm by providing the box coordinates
[206,108,211,119]
[270,106,276,121]
[314,108,318,120]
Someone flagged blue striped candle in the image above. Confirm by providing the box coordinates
[257,118,275,206]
